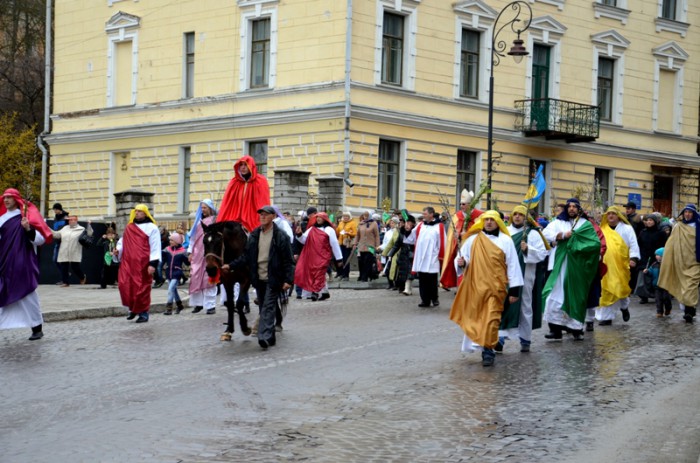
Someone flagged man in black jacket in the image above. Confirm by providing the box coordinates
[226,205,295,349]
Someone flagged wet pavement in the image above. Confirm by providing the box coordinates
[2,288,700,462]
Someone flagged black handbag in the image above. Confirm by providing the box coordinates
[78,229,93,247]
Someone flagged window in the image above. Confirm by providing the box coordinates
[459,30,479,98]
[528,160,547,216]
[250,19,271,88]
[601,0,617,5]
[594,168,611,208]
[597,57,614,121]
[248,141,268,177]
[594,0,630,24]
[184,32,195,98]
[378,140,401,209]
[105,12,140,108]
[178,147,191,214]
[661,0,677,19]
[456,150,477,202]
[381,12,404,86]
[652,41,688,134]
[531,45,550,100]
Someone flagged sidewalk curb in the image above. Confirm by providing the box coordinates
[44,303,174,323]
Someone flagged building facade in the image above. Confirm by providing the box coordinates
[47,0,700,220]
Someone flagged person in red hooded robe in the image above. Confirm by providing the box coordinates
[294,213,343,301]
[0,188,53,340]
[217,155,271,232]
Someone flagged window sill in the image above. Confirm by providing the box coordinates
[653,129,681,137]
[376,83,416,94]
[655,17,689,38]
[243,86,274,93]
[599,120,623,128]
[593,3,630,25]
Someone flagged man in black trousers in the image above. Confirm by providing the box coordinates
[226,206,295,349]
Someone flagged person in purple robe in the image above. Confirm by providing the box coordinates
[0,188,53,340]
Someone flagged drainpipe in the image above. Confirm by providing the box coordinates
[38,0,52,217]
[343,0,353,188]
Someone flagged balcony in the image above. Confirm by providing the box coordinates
[514,98,600,143]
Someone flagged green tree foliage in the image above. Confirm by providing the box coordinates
[0,113,40,201]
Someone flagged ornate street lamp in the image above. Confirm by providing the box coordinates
[486,1,533,209]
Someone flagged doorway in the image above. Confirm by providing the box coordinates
[653,176,674,217]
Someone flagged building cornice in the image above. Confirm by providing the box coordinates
[351,105,700,168]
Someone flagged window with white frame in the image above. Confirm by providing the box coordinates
[597,58,614,121]
[378,139,401,209]
[453,0,496,102]
[183,32,195,98]
[525,16,566,101]
[456,150,478,203]
[593,0,630,24]
[591,30,629,125]
[655,0,689,37]
[178,147,192,214]
[594,168,612,208]
[652,41,688,134]
[239,1,278,91]
[375,0,419,91]
[247,140,268,177]
[105,12,140,107]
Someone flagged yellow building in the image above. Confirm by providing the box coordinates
[47,0,700,220]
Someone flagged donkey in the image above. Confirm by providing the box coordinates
[201,221,251,341]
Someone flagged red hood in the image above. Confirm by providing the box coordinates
[233,155,259,182]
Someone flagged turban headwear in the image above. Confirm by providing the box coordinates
[602,206,630,226]
[465,210,510,239]
[128,204,156,224]
[1,188,53,244]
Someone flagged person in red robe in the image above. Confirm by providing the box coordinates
[115,204,161,323]
[294,213,343,301]
[217,155,271,232]
[440,189,483,289]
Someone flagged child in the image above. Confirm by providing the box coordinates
[644,247,672,317]
[163,232,190,315]
[96,225,119,289]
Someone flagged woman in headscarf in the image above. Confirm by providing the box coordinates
[354,211,380,282]
[188,199,218,314]
[294,213,343,301]
[636,212,667,303]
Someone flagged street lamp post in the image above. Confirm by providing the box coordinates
[486,1,533,209]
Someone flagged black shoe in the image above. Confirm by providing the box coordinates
[418,302,431,308]
[684,314,694,323]
[520,344,530,353]
[598,320,612,326]
[163,310,172,315]
[544,332,562,340]
[639,298,649,304]
[310,293,319,301]
[494,341,504,353]
[571,330,584,341]
[135,316,148,323]
[153,280,164,289]
[621,308,630,322]
[28,331,43,341]
[319,293,330,301]
[206,308,216,314]
[258,337,276,349]
[432,300,440,307]
[126,312,137,320]
[296,295,302,299]
[192,306,203,313]
[585,321,594,332]
[482,354,495,367]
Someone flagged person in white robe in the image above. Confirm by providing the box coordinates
[411,207,446,307]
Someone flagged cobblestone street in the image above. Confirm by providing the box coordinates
[2,288,700,462]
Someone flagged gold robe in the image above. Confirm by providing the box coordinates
[449,233,507,349]
[658,223,700,307]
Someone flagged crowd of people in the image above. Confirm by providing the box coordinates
[1,159,697,365]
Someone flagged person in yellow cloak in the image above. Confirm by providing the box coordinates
[449,210,523,367]
[595,206,640,325]
[658,204,700,323]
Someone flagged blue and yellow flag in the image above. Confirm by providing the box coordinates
[523,164,546,209]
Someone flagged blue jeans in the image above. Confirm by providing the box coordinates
[167,279,181,304]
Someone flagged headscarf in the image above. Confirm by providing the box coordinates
[271,205,285,220]
[465,210,510,239]
[128,204,156,225]
[314,212,335,230]
[602,206,630,227]
[680,204,700,262]
[556,198,581,221]
[188,198,217,239]
[0,188,53,244]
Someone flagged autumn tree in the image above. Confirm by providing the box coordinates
[0,113,41,201]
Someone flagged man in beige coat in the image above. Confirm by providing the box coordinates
[53,216,91,287]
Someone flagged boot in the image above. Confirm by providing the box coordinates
[164,302,173,315]
[544,323,563,340]
[175,301,184,314]
[402,280,413,296]
[28,324,43,341]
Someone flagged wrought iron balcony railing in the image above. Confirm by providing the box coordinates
[514,98,600,143]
